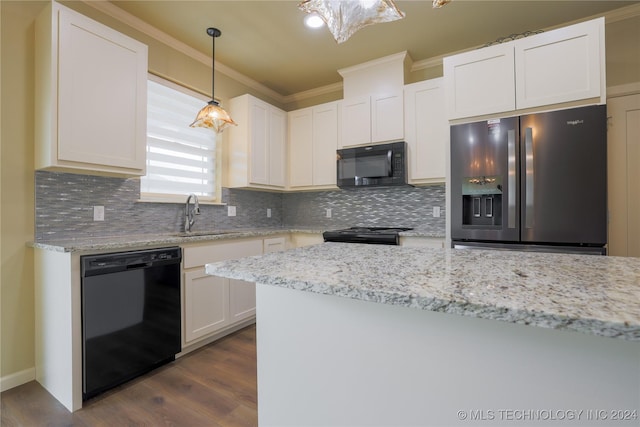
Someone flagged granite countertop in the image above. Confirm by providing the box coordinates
[205,243,640,342]
[30,227,445,253]
[30,228,323,253]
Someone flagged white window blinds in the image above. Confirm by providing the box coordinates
[141,77,217,200]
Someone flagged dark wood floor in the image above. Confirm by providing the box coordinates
[1,325,257,427]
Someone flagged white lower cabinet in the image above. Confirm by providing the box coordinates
[229,278,257,322]
[182,236,288,348]
[183,270,228,342]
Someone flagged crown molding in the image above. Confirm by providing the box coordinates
[82,0,287,103]
[411,55,446,72]
[607,82,640,98]
[282,82,344,104]
[337,51,410,77]
[604,3,640,23]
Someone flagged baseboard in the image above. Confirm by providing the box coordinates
[0,367,36,392]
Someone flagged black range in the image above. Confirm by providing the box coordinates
[323,227,413,246]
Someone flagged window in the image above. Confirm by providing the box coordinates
[141,75,219,202]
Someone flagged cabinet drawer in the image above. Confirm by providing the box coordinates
[264,237,286,253]
[183,239,262,269]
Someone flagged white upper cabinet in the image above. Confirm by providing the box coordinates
[338,52,408,147]
[288,108,314,187]
[228,94,287,189]
[288,101,339,189]
[404,78,447,184]
[514,18,604,109]
[312,102,340,186]
[444,43,515,120]
[444,17,605,120]
[341,91,404,147]
[341,97,371,147]
[35,2,148,176]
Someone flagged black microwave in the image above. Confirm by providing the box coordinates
[336,142,408,188]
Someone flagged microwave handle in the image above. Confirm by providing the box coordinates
[387,150,393,177]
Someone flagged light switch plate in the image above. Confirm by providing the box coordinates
[93,206,105,221]
[325,208,332,218]
[267,208,272,218]
[433,206,441,218]
[228,206,237,217]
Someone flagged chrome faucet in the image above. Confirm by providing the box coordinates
[184,193,200,232]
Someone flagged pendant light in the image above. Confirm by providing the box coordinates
[190,27,237,133]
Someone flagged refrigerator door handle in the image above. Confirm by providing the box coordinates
[507,129,516,229]
[525,127,534,229]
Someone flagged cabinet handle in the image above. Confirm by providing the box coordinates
[508,129,516,229]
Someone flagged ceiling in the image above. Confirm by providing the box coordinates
[107,0,639,98]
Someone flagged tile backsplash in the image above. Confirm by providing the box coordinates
[282,186,446,232]
[35,171,445,241]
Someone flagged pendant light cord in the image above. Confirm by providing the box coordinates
[207,27,221,105]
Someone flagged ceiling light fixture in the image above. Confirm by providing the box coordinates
[190,27,237,133]
[304,12,325,28]
[298,0,453,43]
[298,0,405,44]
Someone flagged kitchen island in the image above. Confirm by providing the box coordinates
[205,243,640,426]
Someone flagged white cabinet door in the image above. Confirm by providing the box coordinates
[515,17,604,109]
[444,43,515,120]
[36,2,147,176]
[404,79,447,184]
[312,102,339,186]
[183,239,262,344]
[371,91,404,143]
[184,269,229,343]
[269,107,287,187]
[229,279,257,322]
[288,108,313,187]
[249,98,270,185]
[230,237,286,322]
[341,96,371,147]
[288,102,338,189]
[229,94,287,189]
[444,18,605,120]
[341,93,403,147]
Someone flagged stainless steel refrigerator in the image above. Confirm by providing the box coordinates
[450,105,607,254]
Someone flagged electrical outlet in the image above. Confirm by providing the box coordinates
[325,208,332,218]
[228,206,237,217]
[93,206,105,221]
[433,206,441,218]
[267,208,272,218]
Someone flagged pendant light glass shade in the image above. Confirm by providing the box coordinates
[298,0,405,44]
[190,27,236,133]
[190,100,237,133]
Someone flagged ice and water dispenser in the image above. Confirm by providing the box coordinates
[461,175,503,227]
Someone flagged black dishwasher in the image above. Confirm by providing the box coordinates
[81,247,182,400]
